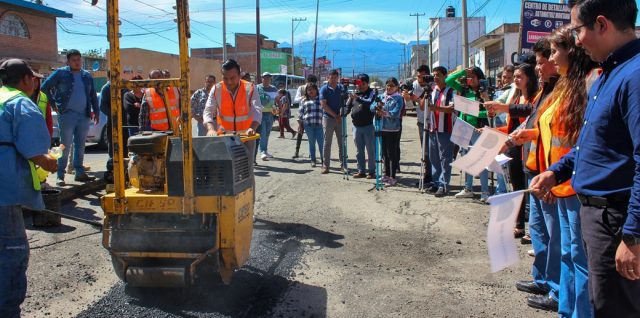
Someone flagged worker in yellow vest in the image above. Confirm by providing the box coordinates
[0,58,57,317]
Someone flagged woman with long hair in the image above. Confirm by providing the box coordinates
[298,84,324,167]
[529,26,598,317]
[375,77,404,186]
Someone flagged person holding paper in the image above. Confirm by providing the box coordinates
[446,66,491,202]
[506,37,563,311]
[531,1,640,316]
[488,63,539,242]
[527,26,599,315]
[425,66,455,197]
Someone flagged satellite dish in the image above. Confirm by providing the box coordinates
[92,61,100,72]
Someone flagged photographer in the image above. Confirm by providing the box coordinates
[402,65,433,187]
[445,66,491,202]
[345,74,376,179]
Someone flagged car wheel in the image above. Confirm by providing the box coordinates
[98,126,108,149]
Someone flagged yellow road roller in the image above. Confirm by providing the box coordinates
[99,0,254,287]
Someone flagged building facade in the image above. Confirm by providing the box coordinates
[428,16,486,71]
[470,23,520,86]
[0,0,71,75]
[409,44,429,75]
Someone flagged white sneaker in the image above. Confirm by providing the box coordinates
[260,153,269,161]
[266,152,274,158]
[480,192,490,203]
[527,249,535,257]
[382,175,390,182]
[454,188,475,199]
[386,177,397,186]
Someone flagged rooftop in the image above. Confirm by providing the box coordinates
[1,0,72,18]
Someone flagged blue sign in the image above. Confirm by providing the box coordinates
[521,1,570,52]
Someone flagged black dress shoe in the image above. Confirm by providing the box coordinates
[527,294,558,312]
[516,280,549,295]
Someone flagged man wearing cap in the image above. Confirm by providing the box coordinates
[256,72,278,161]
[345,74,376,179]
[41,49,99,186]
[0,58,58,318]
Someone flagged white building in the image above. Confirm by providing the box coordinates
[410,44,429,75]
[428,15,486,71]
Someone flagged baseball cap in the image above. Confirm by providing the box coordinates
[261,72,272,78]
[0,59,43,82]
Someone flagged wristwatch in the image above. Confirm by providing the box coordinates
[622,233,640,247]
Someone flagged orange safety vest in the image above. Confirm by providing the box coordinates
[145,87,180,131]
[496,93,537,134]
[214,80,254,132]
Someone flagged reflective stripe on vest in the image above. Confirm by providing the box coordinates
[548,106,575,198]
[215,80,253,132]
[145,88,179,131]
[37,91,48,116]
[0,86,42,191]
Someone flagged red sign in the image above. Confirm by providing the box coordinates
[527,31,550,44]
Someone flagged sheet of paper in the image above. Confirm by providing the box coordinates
[486,190,527,272]
[451,128,509,176]
[487,154,513,175]
[453,95,480,117]
[450,118,476,149]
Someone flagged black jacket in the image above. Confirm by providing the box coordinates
[347,88,377,127]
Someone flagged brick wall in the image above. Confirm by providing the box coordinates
[0,4,59,70]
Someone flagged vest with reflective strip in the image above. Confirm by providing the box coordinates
[0,86,42,191]
[215,80,254,132]
[145,87,180,131]
[37,91,47,116]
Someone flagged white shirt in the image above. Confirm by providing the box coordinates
[203,81,263,131]
[413,81,429,124]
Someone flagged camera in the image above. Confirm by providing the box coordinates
[400,83,413,94]
[421,74,434,83]
[478,79,497,99]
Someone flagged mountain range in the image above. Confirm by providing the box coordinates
[280,39,423,79]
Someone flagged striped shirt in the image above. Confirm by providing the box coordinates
[429,86,454,133]
[298,97,323,126]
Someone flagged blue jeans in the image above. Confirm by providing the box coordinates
[496,174,507,194]
[258,112,275,154]
[558,196,593,318]
[57,111,90,178]
[305,124,324,162]
[0,206,29,318]
[428,132,454,189]
[353,124,375,174]
[528,176,561,301]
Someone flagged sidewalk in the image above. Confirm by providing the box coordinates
[44,150,108,202]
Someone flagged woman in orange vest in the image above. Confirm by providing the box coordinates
[533,26,598,317]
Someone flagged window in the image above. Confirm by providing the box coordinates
[0,13,29,38]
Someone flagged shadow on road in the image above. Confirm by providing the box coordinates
[254,165,313,176]
[77,219,332,318]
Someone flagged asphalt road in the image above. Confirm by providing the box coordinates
[23,117,552,318]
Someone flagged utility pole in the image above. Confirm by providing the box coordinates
[410,13,425,74]
[222,0,227,61]
[461,0,470,68]
[256,0,261,76]
[331,49,340,67]
[312,0,320,75]
[402,44,407,79]
[291,17,306,76]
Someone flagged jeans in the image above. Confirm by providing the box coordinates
[528,176,561,301]
[0,206,29,318]
[57,111,90,178]
[195,121,207,137]
[353,124,375,175]
[580,202,640,318]
[258,112,275,154]
[305,124,324,162]
[558,196,593,318]
[322,116,344,169]
[496,174,507,194]
[428,132,454,189]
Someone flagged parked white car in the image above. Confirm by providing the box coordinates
[51,110,109,149]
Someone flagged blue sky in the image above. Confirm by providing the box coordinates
[49,0,640,55]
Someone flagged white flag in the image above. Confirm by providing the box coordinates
[486,190,527,272]
[451,127,509,176]
[453,95,481,117]
[487,154,513,175]
[450,118,476,149]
